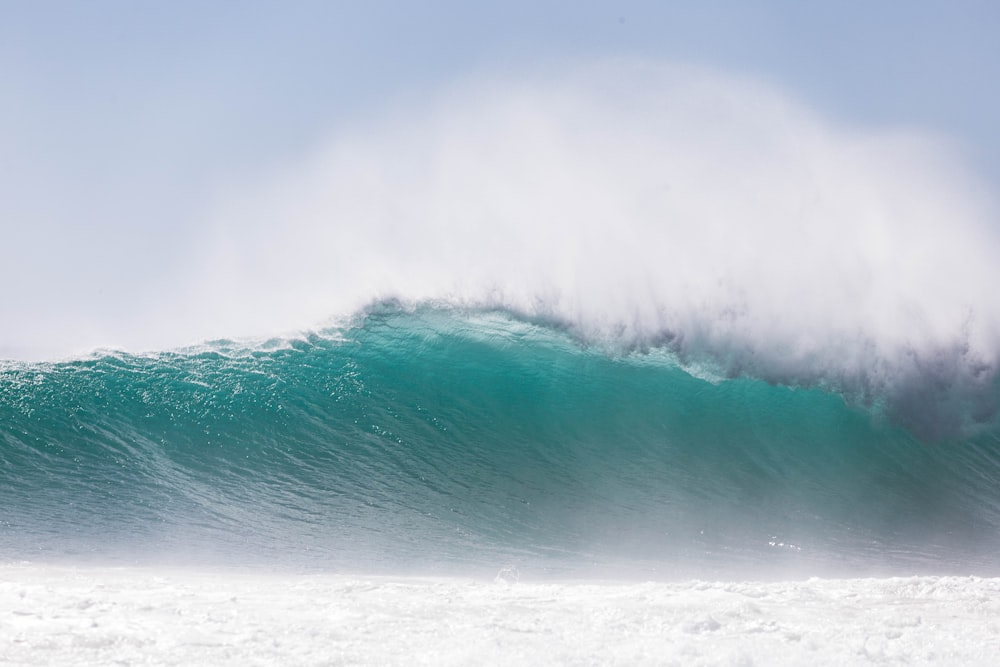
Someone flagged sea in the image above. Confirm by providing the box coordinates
[2,303,1000,664]
[3,302,1000,577]
[4,63,1000,664]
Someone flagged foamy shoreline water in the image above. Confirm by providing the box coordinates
[2,564,998,665]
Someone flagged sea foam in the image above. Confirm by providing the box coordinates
[3,564,998,666]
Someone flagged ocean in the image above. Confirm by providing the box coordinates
[3,304,1000,664]
[4,63,1000,664]
[3,303,1000,577]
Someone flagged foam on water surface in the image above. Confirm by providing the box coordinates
[1,564,998,665]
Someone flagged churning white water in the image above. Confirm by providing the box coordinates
[1,564,998,665]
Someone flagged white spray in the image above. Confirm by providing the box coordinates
[31,61,1000,435]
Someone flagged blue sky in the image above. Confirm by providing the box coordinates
[2,1,999,357]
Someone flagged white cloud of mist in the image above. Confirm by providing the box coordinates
[9,59,1000,434]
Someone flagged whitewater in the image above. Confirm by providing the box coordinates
[3,564,999,666]
[3,61,1000,664]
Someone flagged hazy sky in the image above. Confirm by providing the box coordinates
[3,1,999,357]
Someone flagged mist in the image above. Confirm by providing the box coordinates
[5,60,1000,436]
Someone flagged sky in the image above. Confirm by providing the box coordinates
[2,1,1000,358]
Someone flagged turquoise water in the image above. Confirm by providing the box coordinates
[2,305,999,577]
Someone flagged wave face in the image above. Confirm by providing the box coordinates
[3,305,1000,577]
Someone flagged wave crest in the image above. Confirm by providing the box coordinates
[7,59,1000,437]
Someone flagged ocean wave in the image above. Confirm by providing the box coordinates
[2,306,999,574]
